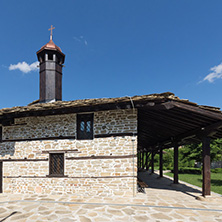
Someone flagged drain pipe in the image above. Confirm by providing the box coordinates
[132,136,136,197]
[126,96,136,197]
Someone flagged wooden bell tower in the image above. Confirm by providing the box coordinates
[36,25,65,103]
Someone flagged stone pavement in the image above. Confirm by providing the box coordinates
[0,172,221,221]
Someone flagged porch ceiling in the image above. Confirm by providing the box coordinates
[138,101,222,151]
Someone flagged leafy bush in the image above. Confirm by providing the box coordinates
[170,167,222,174]
[153,149,174,169]
[171,167,201,174]
[211,168,222,173]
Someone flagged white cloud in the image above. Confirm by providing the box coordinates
[73,36,88,46]
[73,36,81,42]
[202,62,222,83]
[9,61,39,73]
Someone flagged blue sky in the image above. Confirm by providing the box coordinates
[1,0,222,109]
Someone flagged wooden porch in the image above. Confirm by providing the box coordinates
[137,99,222,197]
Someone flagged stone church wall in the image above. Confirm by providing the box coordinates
[0,109,137,197]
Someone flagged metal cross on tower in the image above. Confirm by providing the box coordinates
[48,25,55,40]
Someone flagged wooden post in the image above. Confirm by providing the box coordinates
[151,150,154,174]
[159,147,163,177]
[202,137,211,196]
[174,142,179,184]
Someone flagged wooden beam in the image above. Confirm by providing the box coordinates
[146,119,222,150]
[141,110,193,132]
[174,107,217,123]
[140,114,185,134]
[172,101,222,120]
[202,137,211,196]
[178,120,222,142]
[95,133,137,138]
[2,158,48,162]
[201,120,222,135]
[140,101,175,110]
[2,136,76,142]
[42,149,79,154]
[2,132,137,143]
[173,141,179,184]
[148,109,198,128]
[4,175,135,179]
[67,154,136,160]
[1,119,14,126]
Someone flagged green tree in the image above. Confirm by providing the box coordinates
[179,138,222,167]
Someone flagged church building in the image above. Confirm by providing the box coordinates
[0,27,222,197]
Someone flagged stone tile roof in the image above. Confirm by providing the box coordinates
[0,92,221,117]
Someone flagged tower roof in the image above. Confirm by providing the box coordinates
[37,25,65,57]
[41,39,62,52]
[36,39,63,55]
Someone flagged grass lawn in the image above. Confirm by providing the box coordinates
[165,172,222,195]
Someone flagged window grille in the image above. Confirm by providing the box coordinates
[77,113,93,140]
[49,153,64,176]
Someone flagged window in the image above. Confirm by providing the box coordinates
[77,113,93,140]
[48,53,53,60]
[49,153,64,176]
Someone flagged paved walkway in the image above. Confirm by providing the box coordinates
[0,172,221,221]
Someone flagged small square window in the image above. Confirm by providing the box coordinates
[48,53,53,60]
[49,153,64,176]
[77,114,93,140]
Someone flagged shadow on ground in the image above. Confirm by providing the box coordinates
[138,171,202,197]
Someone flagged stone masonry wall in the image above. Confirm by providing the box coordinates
[0,109,137,196]
[3,114,76,140]
[94,110,137,135]
[3,177,136,197]
[3,109,137,140]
